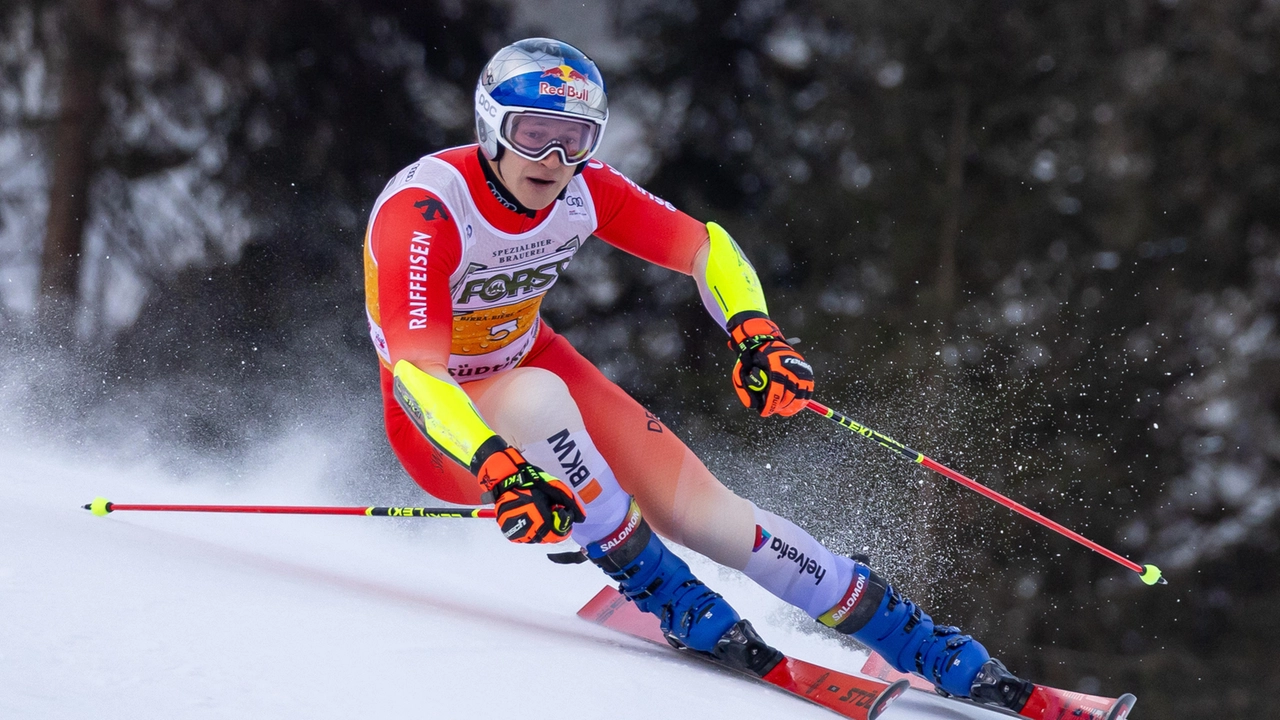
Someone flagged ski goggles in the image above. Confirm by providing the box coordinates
[500,111,602,166]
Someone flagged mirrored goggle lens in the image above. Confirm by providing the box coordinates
[502,112,599,164]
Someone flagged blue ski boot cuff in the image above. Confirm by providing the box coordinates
[817,562,887,633]
[585,499,648,572]
[586,502,740,653]
[819,564,990,698]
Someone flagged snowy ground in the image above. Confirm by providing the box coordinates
[1,434,1003,720]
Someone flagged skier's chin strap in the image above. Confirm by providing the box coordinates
[477,147,578,218]
[695,222,771,332]
[478,149,538,219]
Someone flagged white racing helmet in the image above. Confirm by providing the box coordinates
[475,38,608,166]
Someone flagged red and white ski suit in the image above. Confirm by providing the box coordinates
[364,146,859,620]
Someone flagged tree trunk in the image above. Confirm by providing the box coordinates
[935,83,970,325]
[38,0,109,335]
[918,84,971,604]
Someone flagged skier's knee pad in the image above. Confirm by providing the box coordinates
[481,367,581,446]
[819,563,989,697]
[483,367,632,543]
[587,505,739,652]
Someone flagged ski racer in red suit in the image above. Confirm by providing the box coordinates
[364,38,1033,710]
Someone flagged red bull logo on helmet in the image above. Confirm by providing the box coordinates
[538,64,593,102]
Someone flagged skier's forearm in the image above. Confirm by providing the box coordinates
[693,222,769,331]
[694,223,813,417]
[391,360,507,474]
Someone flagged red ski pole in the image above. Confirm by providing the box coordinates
[805,400,1166,586]
[83,498,494,519]
[80,498,599,565]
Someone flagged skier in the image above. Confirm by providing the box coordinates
[364,38,1032,711]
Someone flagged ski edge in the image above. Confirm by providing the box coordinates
[861,649,1138,720]
[578,585,908,720]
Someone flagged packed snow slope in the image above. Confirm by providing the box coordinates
[2,436,1010,720]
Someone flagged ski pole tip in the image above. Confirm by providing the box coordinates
[85,497,112,516]
[1139,563,1165,586]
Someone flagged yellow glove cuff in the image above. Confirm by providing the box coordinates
[700,222,768,329]
[392,360,499,470]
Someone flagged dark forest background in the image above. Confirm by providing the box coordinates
[3,0,1279,715]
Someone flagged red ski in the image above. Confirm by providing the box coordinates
[860,651,1137,720]
[578,586,908,720]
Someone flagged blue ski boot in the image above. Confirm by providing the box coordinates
[818,561,998,698]
[587,502,778,673]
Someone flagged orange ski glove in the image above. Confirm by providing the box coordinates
[477,445,586,544]
[727,312,814,417]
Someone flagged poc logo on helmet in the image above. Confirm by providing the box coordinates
[476,91,499,118]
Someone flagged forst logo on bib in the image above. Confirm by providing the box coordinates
[453,237,580,305]
[457,258,571,303]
